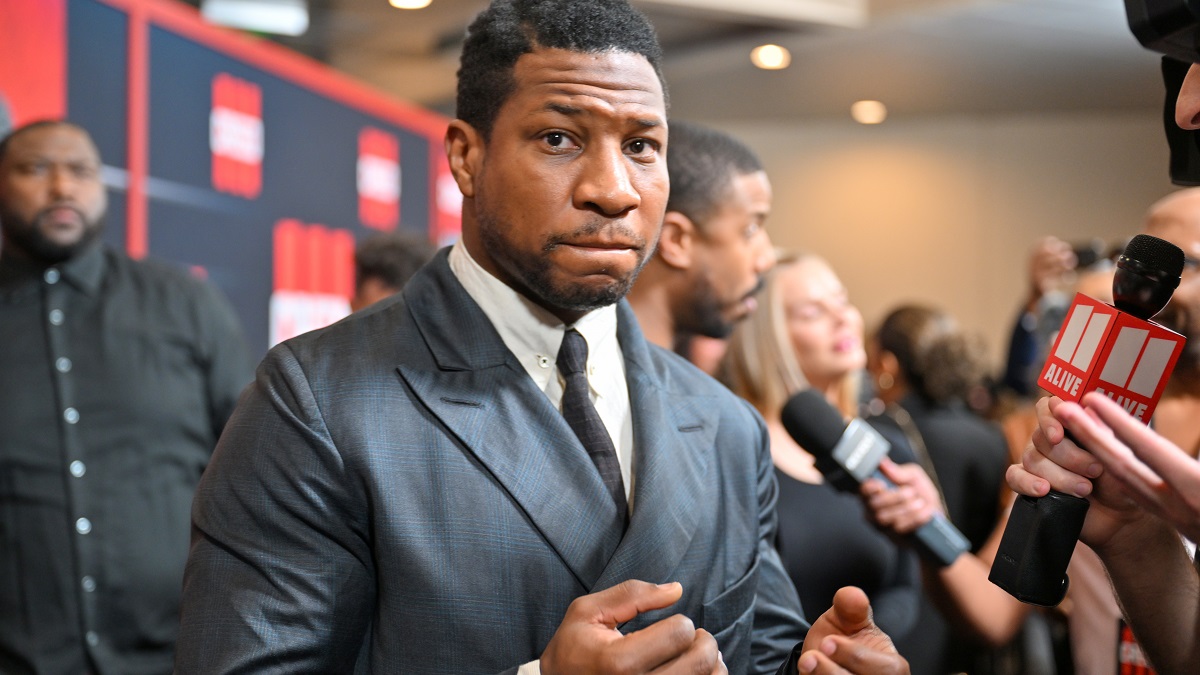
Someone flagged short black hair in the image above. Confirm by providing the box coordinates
[665,120,764,229]
[0,119,86,166]
[456,0,666,139]
[354,231,436,292]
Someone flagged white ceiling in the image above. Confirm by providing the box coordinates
[247,0,1167,123]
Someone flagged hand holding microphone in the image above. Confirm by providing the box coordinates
[781,390,971,566]
[990,234,1186,606]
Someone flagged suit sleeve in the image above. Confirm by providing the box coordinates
[737,401,810,675]
[174,343,374,673]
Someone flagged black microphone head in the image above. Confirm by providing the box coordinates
[780,389,846,459]
[1113,234,1185,320]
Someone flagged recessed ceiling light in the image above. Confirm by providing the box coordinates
[851,100,887,124]
[389,0,432,8]
[750,44,790,70]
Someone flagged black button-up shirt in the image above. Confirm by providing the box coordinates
[0,244,253,675]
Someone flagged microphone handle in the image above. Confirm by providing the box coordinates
[871,470,970,567]
[989,430,1090,608]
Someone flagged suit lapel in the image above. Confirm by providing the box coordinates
[396,252,623,589]
[594,306,715,590]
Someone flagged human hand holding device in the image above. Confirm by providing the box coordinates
[990,234,1186,606]
[781,390,970,566]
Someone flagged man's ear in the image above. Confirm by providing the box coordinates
[445,120,483,199]
[657,210,698,270]
[879,350,902,380]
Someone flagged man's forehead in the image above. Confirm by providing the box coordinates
[7,125,97,158]
[1146,212,1200,255]
[511,48,665,111]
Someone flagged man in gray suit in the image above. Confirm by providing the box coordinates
[174,1,909,673]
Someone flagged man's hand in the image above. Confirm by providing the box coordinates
[1024,236,1077,313]
[861,459,941,537]
[540,580,725,675]
[797,587,908,674]
[1005,396,1143,550]
[1061,392,1200,543]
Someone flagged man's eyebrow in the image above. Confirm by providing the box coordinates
[544,102,583,116]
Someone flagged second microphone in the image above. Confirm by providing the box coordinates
[781,389,971,567]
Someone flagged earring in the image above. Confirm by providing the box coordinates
[877,372,894,390]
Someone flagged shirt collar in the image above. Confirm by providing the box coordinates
[57,243,106,296]
[447,242,618,383]
[0,242,105,296]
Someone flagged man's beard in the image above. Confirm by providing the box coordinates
[478,213,650,313]
[681,274,763,340]
[1157,301,1200,397]
[1,206,105,265]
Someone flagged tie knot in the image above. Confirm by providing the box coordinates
[557,329,588,376]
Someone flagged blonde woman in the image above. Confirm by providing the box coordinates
[720,253,921,643]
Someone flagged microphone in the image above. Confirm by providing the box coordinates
[990,234,1187,606]
[781,389,971,567]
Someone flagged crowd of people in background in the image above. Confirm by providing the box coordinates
[7,0,1200,673]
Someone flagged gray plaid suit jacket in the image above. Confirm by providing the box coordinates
[174,249,808,674]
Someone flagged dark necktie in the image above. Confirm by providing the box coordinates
[557,328,628,523]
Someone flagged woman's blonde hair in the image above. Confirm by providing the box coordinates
[719,253,861,420]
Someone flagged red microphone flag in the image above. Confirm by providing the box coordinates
[1039,292,1185,422]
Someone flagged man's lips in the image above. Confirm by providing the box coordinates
[41,205,84,228]
[557,239,639,251]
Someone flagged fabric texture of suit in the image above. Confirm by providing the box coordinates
[174,250,807,674]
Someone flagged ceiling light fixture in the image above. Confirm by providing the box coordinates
[851,100,887,124]
[200,0,309,36]
[389,0,432,8]
[750,44,790,70]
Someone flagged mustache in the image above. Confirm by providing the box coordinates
[743,277,766,302]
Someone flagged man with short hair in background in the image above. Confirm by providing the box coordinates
[350,230,436,311]
[626,120,775,358]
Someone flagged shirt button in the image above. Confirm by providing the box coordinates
[44,268,60,284]
[82,576,96,593]
[56,357,73,373]
[70,460,86,478]
[64,408,80,424]
[537,355,551,369]
[76,517,92,535]
[49,309,64,325]
[85,631,99,647]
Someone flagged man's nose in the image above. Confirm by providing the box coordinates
[576,145,640,216]
[754,229,776,274]
[1176,63,1200,130]
[48,166,77,199]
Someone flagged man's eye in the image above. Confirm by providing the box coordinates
[545,133,567,147]
[627,139,656,156]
